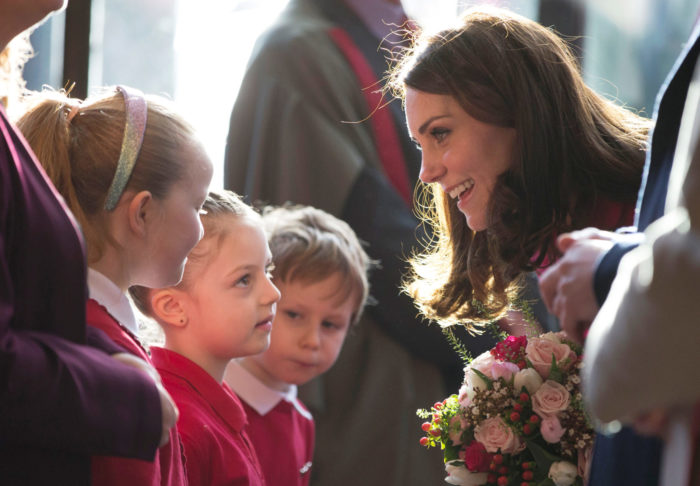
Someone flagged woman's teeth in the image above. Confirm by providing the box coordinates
[449,179,474,199]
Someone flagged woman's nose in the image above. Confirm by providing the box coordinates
[418,153,444,184]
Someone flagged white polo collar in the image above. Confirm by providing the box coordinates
[224,359,312,421]
[87,268,139,335]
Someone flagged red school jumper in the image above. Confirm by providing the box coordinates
[225,360,315,486]
[85,272,187,486]
[150,347,266,486]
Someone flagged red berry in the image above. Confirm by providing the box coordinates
[433,413,440,421]
[517,360,527,369]
[429,429,441,437]
[419,437,429,446]
[497,476,508,486]
[522,462,532,470]
[489,462,497,471]
[434,402,443,410]
[421,422,431,431]
[513,403,523,412]
[519,392,529,402]
[493,454,503,465]
[529,415,540,424]
[510,412,521,422]
[523,424,532,435]
[522,470,534,481]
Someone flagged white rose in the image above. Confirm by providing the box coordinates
[467,369,489,393]
[445,461,489,486]
[548,461,578,486]
[513,368,543,395]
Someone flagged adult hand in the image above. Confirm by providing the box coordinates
[112,352,179,447]
[539,228,617,343]
[632,408,669,438]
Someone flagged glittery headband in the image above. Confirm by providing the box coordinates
[103,85,148,211]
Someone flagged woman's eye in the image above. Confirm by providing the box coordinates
[431,128,450,142]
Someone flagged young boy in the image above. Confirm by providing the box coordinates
[224,205,373,486]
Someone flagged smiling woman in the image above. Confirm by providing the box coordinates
[389,5,652,329]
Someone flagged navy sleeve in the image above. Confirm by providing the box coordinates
[593,241,640,305]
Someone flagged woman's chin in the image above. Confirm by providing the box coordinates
[462,212,487,232]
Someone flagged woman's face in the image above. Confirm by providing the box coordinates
[405,87,517,231]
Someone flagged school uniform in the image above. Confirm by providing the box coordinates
[86,269,187,486]
[225,360,315,486]
[151,347,265,486]
[0,105,161,485]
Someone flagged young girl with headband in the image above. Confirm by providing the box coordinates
[130,190,281,486]
[17,85,213,486]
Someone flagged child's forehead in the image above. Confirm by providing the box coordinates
[279,272,359,307]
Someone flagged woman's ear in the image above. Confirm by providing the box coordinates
[127,190,153,237]
[151,288,188,328]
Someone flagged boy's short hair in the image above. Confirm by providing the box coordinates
[262,205,373,324]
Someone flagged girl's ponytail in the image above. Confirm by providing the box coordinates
[18,92,91,233]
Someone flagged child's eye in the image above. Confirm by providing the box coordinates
[235,274,250,287]
[322,320,340,330]
[284,310,300,320]
[430,127,450,142]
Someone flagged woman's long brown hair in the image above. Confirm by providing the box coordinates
[388,7,651,330]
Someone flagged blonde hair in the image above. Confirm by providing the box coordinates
[262,205,373,325]
[130,190,259,316]
[17,87,199,264]
[0,32,32,115]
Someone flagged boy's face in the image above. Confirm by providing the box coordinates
[243,273,356,391]
[179,218,280,378]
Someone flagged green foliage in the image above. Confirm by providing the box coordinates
[442,326,473,364]
[548,354,564,383]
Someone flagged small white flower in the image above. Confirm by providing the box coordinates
[548,461,578,486]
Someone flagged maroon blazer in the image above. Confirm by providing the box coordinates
[0,106,161,485]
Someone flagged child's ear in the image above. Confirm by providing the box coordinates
[151,288,188,328]
[127,190,153,237]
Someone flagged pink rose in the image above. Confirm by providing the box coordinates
[540,416,565,443]
[532,380,570,418]
[458,384,472,408]
[491,361,520,381]
[462,440,492,472]
[470,351,497,379]
[525,333,576,378]
[473,417,523,454]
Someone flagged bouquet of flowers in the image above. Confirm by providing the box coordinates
[419,332,593,486]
